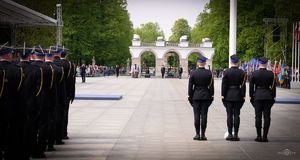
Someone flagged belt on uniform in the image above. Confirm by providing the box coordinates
[195,86,209,89]
[257,86,270,89]
[228,86,240,89]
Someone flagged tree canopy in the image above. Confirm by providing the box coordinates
[191,0,300,69]
[134,22,164,42]
[169,18,191,42]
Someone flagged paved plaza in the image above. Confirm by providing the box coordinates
[44,77,300,160]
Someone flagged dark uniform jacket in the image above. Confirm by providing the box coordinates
[17,61,42,118]
[53,57,66,108]
[188,67,214,100]
[249,68,276,100]
[221,67,246,101]
[61,59,72,100]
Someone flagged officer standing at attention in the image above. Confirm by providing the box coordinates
[0,45,23,159]
[16,46,43,160]
[188,56,214,141]
[250,57,276,142]
[221,55,246,141]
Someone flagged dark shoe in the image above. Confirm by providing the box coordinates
[233,135,240,141]
[200,135,207,141]
[32,153,46,159]
[193,134,200,140]
[255,136,262,142]
[56,141,65,145]
[226,134,233,141]
[63,136,69,140]
[262,138,269,142]
[47,147,56,152]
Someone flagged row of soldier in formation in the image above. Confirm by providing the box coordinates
[0,44,76,160]
[188,55,276,142]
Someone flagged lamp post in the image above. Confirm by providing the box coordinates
[229,0,237,67]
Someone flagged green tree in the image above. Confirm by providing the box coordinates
[141,52,155,68]
[169,18,191,42]
[134,22,164,43]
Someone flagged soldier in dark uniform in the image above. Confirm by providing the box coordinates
[188,56,214,141]
[250,57,276,142]
[179,66,183,79]
[161,65,165,78]
[30,48,50,158]
[0,59,4,160]
[53,48,67,145]
[16,47,43,160]
[59,49,74,140]
[44,48,63,152]
[0,46,23,159]
[221,55,246,141]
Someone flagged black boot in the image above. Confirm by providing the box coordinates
[262,128,269,142]
[226,134,233,141]
[233,127,240,141]
[193,134,200,140]
[200,129,207,141]
[255,128,262,142]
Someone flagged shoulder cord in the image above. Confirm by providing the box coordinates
[49,64,54,89]
[36,68,43,96]
[67,61,72,78]
[0,70,5,97]
[17,67,24,91]
[271,72,276,90]
[60,67,64,83]
[208,72,213,89]
[240,72,248,88]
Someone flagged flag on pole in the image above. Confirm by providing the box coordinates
[275,60,281,75]
[278,63,285,85]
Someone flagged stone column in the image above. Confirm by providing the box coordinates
[156,58,164,77]
[180,58,188,78]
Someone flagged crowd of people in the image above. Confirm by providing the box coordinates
[0,44,76,159]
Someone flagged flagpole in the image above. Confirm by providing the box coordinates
[298,21,300,82]
[292,23,294,83]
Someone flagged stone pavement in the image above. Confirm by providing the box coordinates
[44,77,300,160]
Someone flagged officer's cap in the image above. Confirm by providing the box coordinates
[258,57,268,64]
[32,48,45,57]
[197,56,207,63]
[0,46,13,56]
[230,54,239,63]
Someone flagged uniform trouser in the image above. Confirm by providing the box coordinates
[47,113,56,148]
[55,107,64,142]
[33,112,48,155]
[0,120,4,160]
[81,75,85,82]
[193,100,210,135]
[63,101,70,137]
[253,100,274,137]
[225,101,243,135]
[161,73,164,78]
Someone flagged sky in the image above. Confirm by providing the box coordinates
[127,0,210,40]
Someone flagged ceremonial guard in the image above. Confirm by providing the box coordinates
[60,49,74,140]
[250,57,276,142]
[53,48,67,145]
[16,46,43,160]
[188,56,214,141]
[221,55,246,141]
[0,45,23,159]
[30,48,50,158]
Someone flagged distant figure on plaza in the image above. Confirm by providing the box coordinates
[179,65,183,79]
[161,65,165,78]
[80,64,86,83]
[115,65,120,78]
[221,55,246,141]
[188,56,214,141]
[131,64,139,78]
[250,57,276,142]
